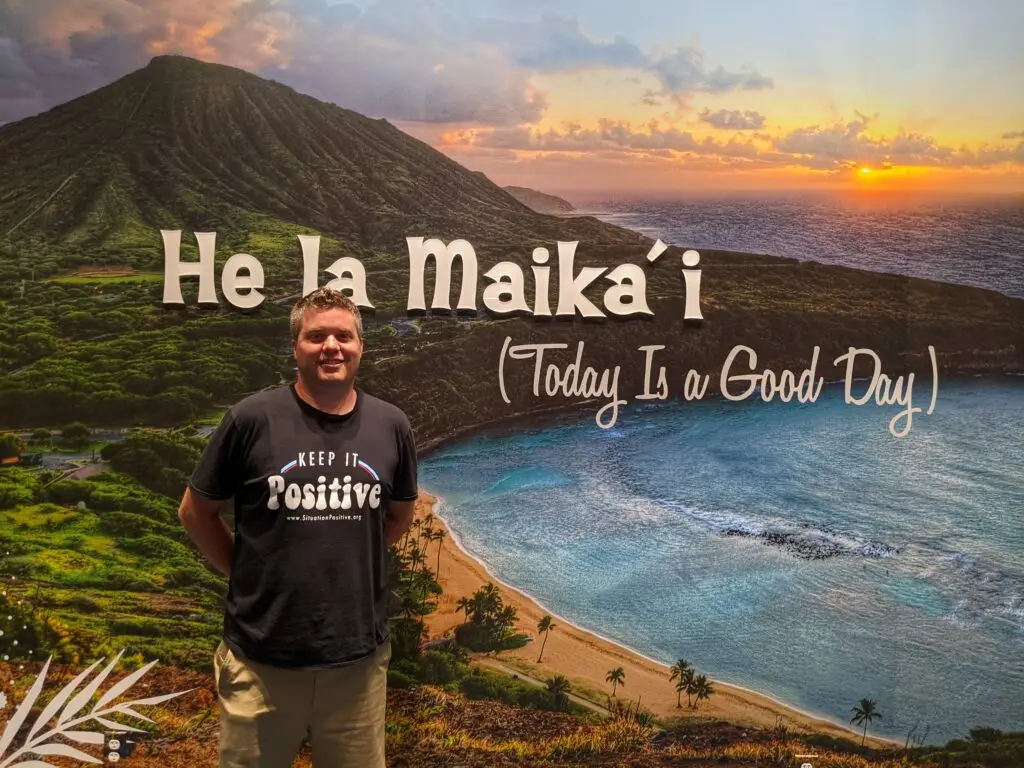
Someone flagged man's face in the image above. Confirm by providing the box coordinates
[293,307,363,388]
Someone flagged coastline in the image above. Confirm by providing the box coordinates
[411,491,902,749]
[415,371,1024,458]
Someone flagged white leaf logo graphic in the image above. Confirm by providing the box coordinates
[60,732,105,745]
[94,659,158,711]
[26,660,103,742]
[58,651,124,726]
[0,657,51,759]
[0,651,192,768]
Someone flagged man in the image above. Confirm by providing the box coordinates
[178,287,418,767]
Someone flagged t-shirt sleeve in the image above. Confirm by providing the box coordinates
[391,417,419,501]
[189,410,246,500]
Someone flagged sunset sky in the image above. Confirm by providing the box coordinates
[2,0,1023,196]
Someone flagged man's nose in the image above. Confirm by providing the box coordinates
[323,334,341,349]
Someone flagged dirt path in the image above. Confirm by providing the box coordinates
[473,656,616,720]
[472,656,668,734]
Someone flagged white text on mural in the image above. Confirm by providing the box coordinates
[160,231,702,320]
[498,339,939,437]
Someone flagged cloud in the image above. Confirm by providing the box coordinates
[774,114,885,162]
[1002,130,1024,139]
[647,46,773,105]
[0,0,264,123]
[699,108,766,130]
[0,0,773,127]
[0,0,594,125]
[482,12,647,72]
[441,112,1024,172]
[259,10,550,125]
[774,116,1024,170]
[444,118,762,159]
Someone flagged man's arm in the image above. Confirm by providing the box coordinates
[384,498,417,549]
[178,487,234,577]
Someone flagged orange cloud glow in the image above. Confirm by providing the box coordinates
[426,115,1024,195]
[147,20,224,60]
[23,0,293,72]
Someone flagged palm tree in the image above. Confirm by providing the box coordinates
[466,592,486,624]
[606,666,625,697]
[851,698,882,746]
[432,529,447,575]
[495,605,517,637]
[546,675,571,711]
[536,615,556,662]
[455,596,472,624]
[674,679,688,708]
[679,668,696,707]
[419,513,435,549]
[408,545,427,574]
[402,519,422,556]
[465,583,500,625]
[692,674,714,708]
[669,658,691,681]
[669,658,691,707]
[479,583,501,615]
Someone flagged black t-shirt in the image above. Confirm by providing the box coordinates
[188,384,418,669]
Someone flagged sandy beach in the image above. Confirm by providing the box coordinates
[411,491,900,749]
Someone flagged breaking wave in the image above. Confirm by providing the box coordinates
[656,499,901,560]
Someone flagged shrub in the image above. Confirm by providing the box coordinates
[42,480,94,505]
[67,594,101,613]
[0,480,35,509]
[99,511,154,537]
[163,566,204,587]
[387,669,418,689]
[454,623,531,652]
[418,650,468,686]
[460,671,515,703]
[101,566,158,591]
[119,533,194,563]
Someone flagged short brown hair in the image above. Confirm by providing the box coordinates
[290,288,363,342]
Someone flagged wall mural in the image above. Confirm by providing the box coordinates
[0,1,1022,767]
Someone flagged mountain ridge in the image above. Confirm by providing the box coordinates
[0,54,644,271]
[503,185,576,214]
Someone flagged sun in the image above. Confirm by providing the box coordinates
[859,167,871,175]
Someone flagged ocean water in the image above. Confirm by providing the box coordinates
[575,191,1024,299]
[419,376,1024,745]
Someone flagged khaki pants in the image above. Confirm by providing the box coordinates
[214,639,392,767]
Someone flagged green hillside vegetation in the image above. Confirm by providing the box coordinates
[0,280,288,427]
[0,442,224,669]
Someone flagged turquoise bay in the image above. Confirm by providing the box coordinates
[419,377,1024,745]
